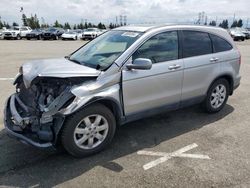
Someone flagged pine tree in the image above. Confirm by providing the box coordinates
[0,20,3,29]
[12,22,19,27]
[231,20,238,28]
[53,20,63,28]
[237,19,243,27]
[209,21,216,26]
[22,14,28,26]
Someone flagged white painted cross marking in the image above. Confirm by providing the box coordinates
[0,78,14,81]
[137,143,210,170]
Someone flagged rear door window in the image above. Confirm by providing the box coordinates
[210,34,233,53]
[182,31,212,58]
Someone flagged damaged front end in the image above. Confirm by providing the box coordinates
[4,75,94,148]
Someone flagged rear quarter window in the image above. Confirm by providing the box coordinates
[210,34,233,53]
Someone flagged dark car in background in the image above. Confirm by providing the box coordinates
[26,29,44,40]
[42,27,64,40]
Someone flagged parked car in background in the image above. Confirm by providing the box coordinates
[82,28,101,40]
[232,27,250,39]
[229,29,246,41]
[3,26,32,40]
[74,29,84,39]
[26,29,44,40]
[4,25,241,157]
[42,27,64,40]
[62,31,79,40]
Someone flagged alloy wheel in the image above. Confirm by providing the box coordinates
[73,114,109,149]
[210,84,226,109]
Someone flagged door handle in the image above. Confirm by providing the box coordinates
[210,57,219,62]
[168,64,181,70]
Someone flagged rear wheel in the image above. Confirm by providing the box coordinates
[61,104,116,157]
[202,79,229,113]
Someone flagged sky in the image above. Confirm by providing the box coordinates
[0,0,249,26]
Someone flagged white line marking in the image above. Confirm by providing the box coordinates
[137,143,210,170]
[0,78,14,81]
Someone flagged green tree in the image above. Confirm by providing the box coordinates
[12,22,19,27]
[237,19,243,27]
[231,20,238,28]
[209,21,216,26]
[53,20,63,28]
[41,23,49,28]
[84,22,88,29]
[64,22,71,29]
[219,19,228,29]
[22,14,28,26]
[0,20,3,29]
[3,22,10,29]
[77,23,84,29]
[87,22,93,28]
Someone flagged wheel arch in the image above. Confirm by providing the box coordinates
[207,74,234,95]
[75,97,124,126]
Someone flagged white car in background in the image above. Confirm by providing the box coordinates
[0,31,3,39]
[229,29,246,41]
[73,29,84,39]
[82,28,101,40]
[61,31,79,40]
[3,26,32,40]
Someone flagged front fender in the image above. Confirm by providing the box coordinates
[59,84,121,115]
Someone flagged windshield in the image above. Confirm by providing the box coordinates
[32,29,41,32]
[66,31,76,34]
[69,30,142,70]
[47,28,57,32]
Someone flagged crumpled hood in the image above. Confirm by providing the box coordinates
[22,58,101,88]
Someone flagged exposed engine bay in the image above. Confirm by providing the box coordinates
[7,76,95,144]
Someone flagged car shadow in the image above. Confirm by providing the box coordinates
[0,104,234,187]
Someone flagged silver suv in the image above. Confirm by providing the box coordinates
[4,25,241,157]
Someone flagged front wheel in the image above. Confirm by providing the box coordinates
[202,79,229,113]
[61,104,116,157]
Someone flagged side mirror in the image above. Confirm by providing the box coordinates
[126,58,152,70]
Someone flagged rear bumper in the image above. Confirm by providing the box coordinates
[4,95,54,148]
[233,75,241,90]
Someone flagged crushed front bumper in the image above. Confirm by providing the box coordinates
[4,94,54,148]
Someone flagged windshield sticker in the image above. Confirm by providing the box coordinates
[122,32,139,37]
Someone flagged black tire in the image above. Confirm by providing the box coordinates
[27,37,30,40]
[54,35,59,40]
[202,78,229,113]
[37,35,42,40]
[16,34,21,40]
[61,104,116,157]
